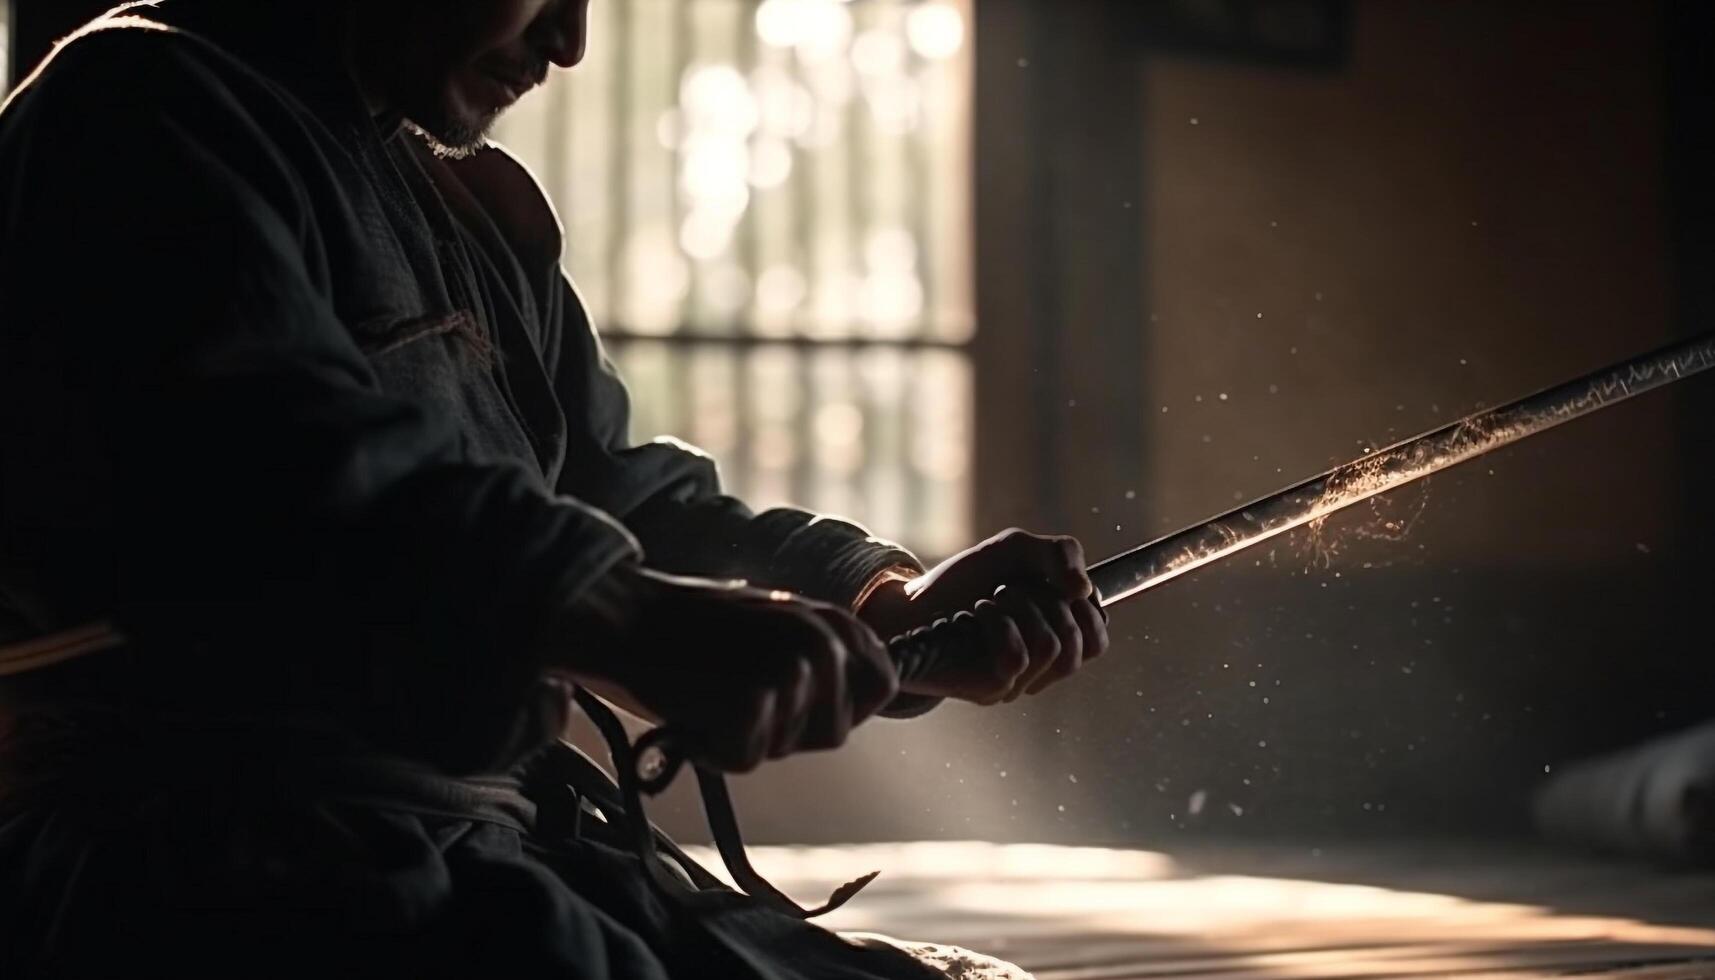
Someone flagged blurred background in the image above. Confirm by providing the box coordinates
[8,0,1712,849]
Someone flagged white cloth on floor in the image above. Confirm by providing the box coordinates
[1533,721,1715,865]
[841,933,1036,980]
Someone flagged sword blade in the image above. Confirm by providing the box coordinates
[1090,330,1715,607]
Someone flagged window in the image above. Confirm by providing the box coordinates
[1,0,11,97]
[494,0,973,557]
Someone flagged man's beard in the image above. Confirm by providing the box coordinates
[405,109,500,160]
[389,57,544,160]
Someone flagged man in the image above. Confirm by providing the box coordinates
[0,1,1108,976]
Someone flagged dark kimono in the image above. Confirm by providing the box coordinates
[0,3,953,977]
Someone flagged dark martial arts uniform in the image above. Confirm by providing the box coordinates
[0,4,977,977]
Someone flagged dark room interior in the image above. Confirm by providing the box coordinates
[4,1,1714,977]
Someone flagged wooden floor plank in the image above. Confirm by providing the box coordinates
[686,841,1715,978]
[1030,944,1715,980]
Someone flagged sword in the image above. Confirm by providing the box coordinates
[7,330,1712,921]
[7,331,1714,740]
[888,328,1715,685]
[627,329,1715,796]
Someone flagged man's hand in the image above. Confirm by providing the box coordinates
[568,566,899,773]
[858,529,1109,705]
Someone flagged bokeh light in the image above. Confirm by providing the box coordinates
[494,0,973,557]
[906,2,966,61]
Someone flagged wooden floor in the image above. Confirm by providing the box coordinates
[686,841,1715,979]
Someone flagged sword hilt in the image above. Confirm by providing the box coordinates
[887,608,986,686]
[633,610,989,795]
[634,591,1102,794]
[890,583,1108,685]
[637,614,994,796]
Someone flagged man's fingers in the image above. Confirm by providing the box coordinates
[791,608,852,752]
[1072,597,1109,662]
[997,588,1058,702]
[706,688,775,773]
[973,599,1029,703]
[1047,534,1094,598]
[994,529,1092,599]
[1026,599,1083,695]
[621,573,905,772]
[823,609,896,725]
[768,657,816,759]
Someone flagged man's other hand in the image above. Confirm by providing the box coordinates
[859,529,1109,705]
[576,567,899,773]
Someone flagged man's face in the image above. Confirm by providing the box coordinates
[353,0,591,153]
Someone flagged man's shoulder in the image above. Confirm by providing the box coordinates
[0,7,346,236]
[2,8,294,141]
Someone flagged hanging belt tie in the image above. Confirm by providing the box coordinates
[571,689,878,919]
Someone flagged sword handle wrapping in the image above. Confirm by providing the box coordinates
[888,583,1105,686]
[887,609,985,686]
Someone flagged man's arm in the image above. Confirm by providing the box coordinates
[450,143,1108,718]
[538,277,947,717]
[437,143,927,626]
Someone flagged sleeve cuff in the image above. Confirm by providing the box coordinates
[848,564,948,721]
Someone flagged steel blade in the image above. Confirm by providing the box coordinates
[1091,331,1715,606]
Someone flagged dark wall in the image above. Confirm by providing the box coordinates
[1066,0,1705,841]
[991,0,1709,842]
[1667,1,1715,637]
[681,0,1714,846]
